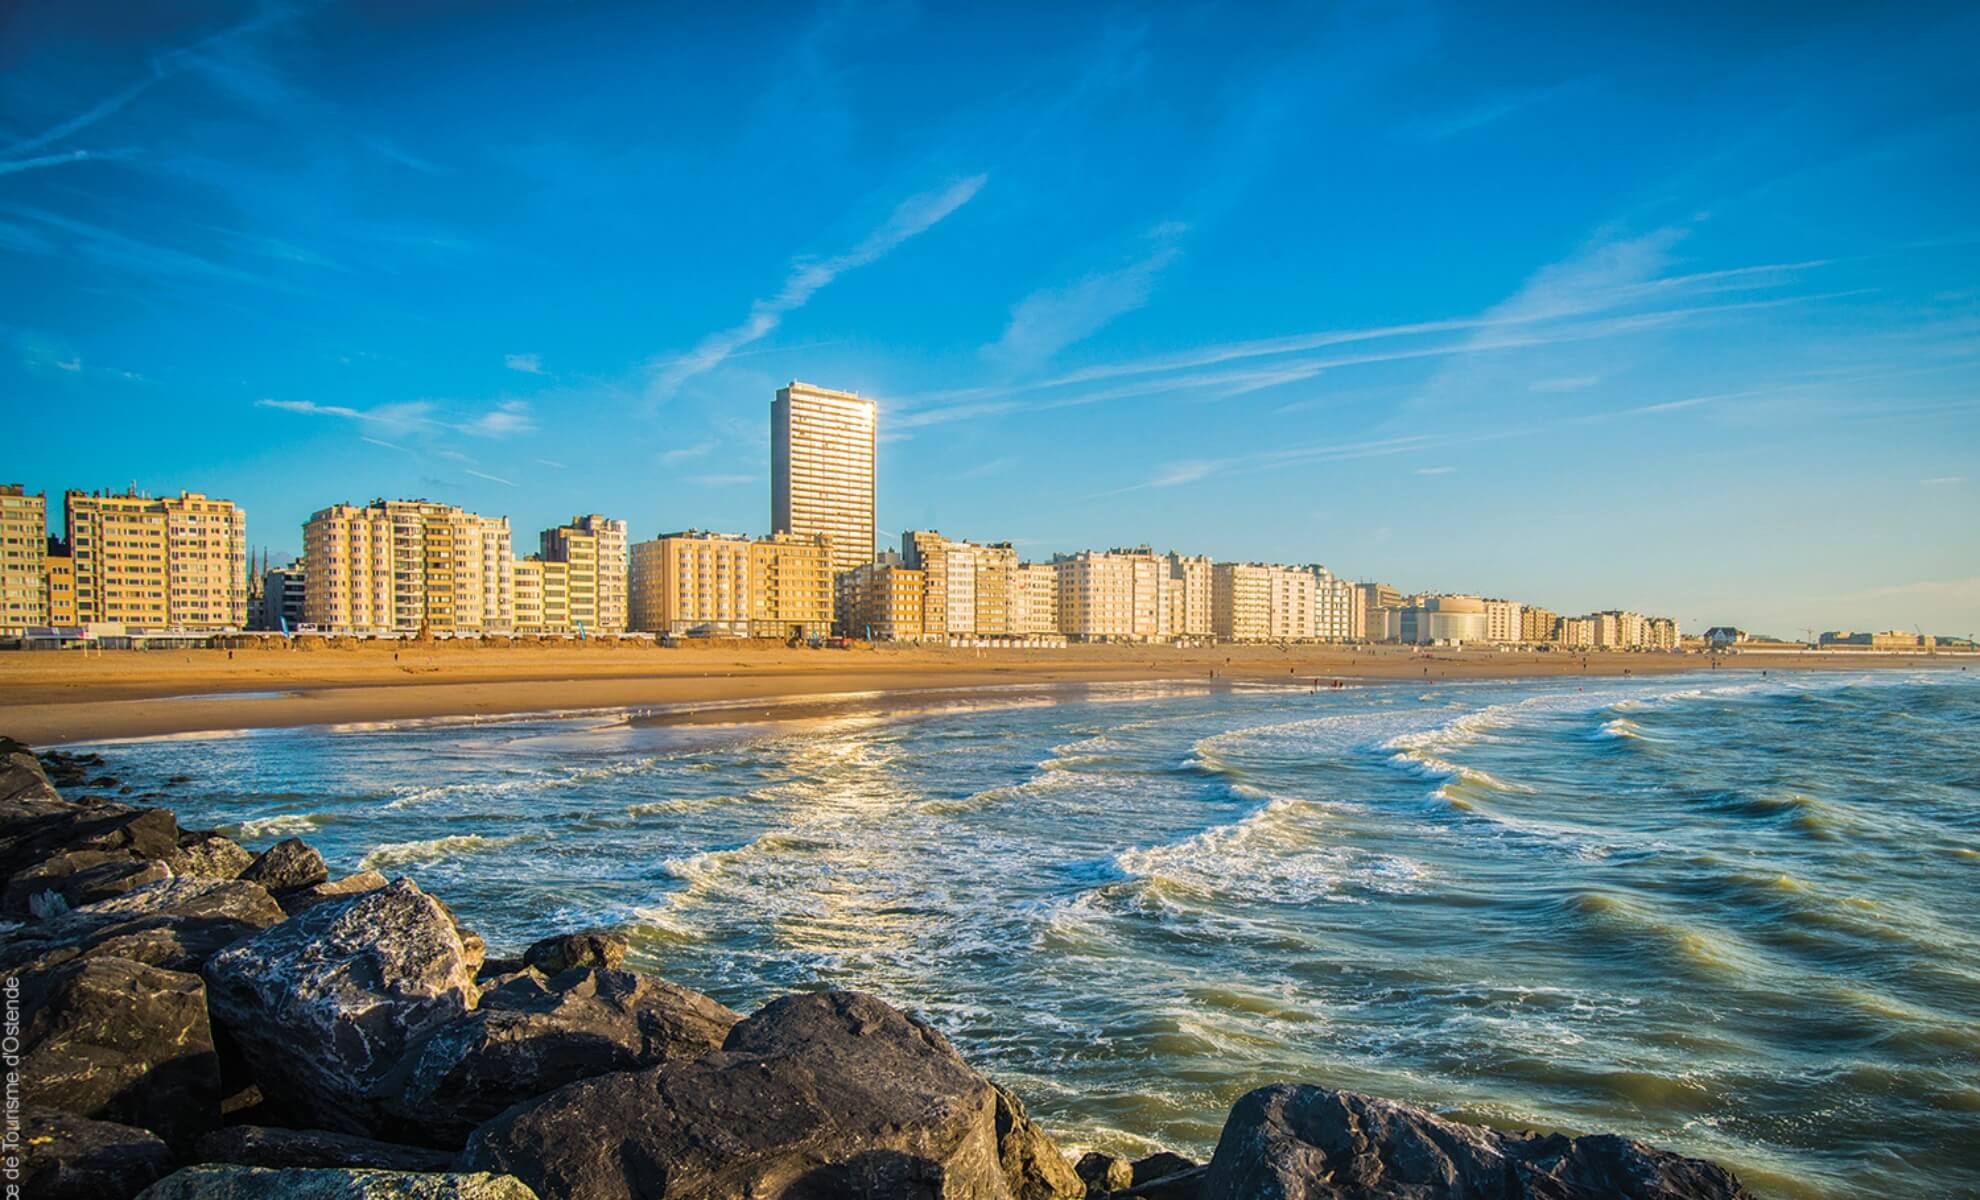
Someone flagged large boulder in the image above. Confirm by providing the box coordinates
[137,1165,540,1198]
[992,1083,1084,1199]
[377,967,740,1146]
[463,990,1013,1200]
[16,956,222,1149]
[281,870,389,915]
[165,830,255,879]
[239,836,329,893]
[521,928,627,974]
[0,876,286,976]
[0,804,182,914]
[1076,1152,1134,1196]
[15,1107,176,1200]
[202,878,480,1135]
[0,736,63,802]
[1200,1084,1752,1200]
[196,1125,455,1172]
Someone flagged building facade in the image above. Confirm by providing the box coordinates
[541,514,627,634]
[773,381,876,578]
[1521,606,1560,643]
[1166,553,1213,638]
[1397,594,1489,644]
[1356,581,1402,641]
[628,531,832,639]
[302,499,510,635]
[254,562,307,632]
[1213,562,1316,641]
[64,490,247,631]
[1014,562,1060,635]
[837,560,926,641]
[1055,548,1168,641]
[1483,597,1526,643]
[1308,565,1360,641]
[0,486,45,636]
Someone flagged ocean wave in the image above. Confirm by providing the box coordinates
[359,832,538,869]
[236,812,327,838]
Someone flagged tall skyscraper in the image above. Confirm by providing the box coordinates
[771,381,875,577]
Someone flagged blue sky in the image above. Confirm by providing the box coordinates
[2,1,1976,635]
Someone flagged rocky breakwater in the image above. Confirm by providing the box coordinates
[0,736,1756,1200]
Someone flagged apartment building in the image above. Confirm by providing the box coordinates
[837,559,926,641]
[1559,616,1597,648]
[974,542,1019,636]
[1212,562,1316,641]
[541,515,628,634]
[64,490,247,631]
[1356,581,1402,641]
[1521,606,1560,643]
[749,533,834,639]
[1308,564,1361,642]
[1055,547,1168,641]
[900,530,1023,637]
[302,499,511,635]
[1014,562,1060,635]
[0,486,45,636]
[1398,594,1489,644]
[1483,597,1526,643]
[253,561,306,632]
[773,382,876,577]
[1166,553,1213,638]
[42,540,76,626]
[628,531,832,639]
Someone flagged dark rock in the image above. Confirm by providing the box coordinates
[16,956,222,1149]
[196,1125,455,1172]
[463,990,1008,1200]
[0,804,181,914]
[2,737,64,802]
[1077,1152,1134,1196]
[993,1082,1084,1199]
[15,1107,176,1200]
[136,1165,542,1198]
[1116,1165,1207,1199]
[1199,1084,1752,1200]
[239,837,329,892]
[380,966,739,1146]
[0,877,286,976]
[19,853,172,911]
[476,955,527,980]
[1131,1151,1199,1186]
[165,831,255,879]
[202,878,480,1135]
[280,870,389,915]
[521,928,626,975]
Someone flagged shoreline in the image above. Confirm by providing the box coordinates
[2,642,1968,745]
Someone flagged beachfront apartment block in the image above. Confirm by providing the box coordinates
[1015,562,1060,636]
[1054,548,1171,641]
[899,531,1029,638]
[1356,582,1402,641]
[628,531,834,639]
[1167,553,1214,638]
[302,500,512,635]
[1483,598,1526,643]
[0,486,46,637]
[61,490,247,632]
[1522,606,1561,643]
[837,558,927,641]
[1309,564,1362,641]
[773,381,876,578]
[540,514,629,634]
[1212,562,1317,641]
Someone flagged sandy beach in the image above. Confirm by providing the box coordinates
[0,639,1965,745]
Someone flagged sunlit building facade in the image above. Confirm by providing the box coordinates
[302,499,509,635]
[773,381,876,578]
[65,489,247,631]
[0,486,45,636]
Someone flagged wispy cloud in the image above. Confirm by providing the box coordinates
[1414,465,1456,475]
[1920,475,1967,486]
[1531,375,1600,392]
[464,468,514,486]
[1407,82,1578,143]
[0,147,141,177]
[661,441,715,462]
[648,173,987,401]
[987,222,1186,368]
[504,352,543,374]
[360,436,409,453]
[687,473,757,486]
[458,399,534,437]
[536,458,567,470]
[958,456,1016,480]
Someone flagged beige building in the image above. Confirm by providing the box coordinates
[628,530,832,639]
[1522,606,1560,643]
[900,531,1026,638]
[1483,598,1526,643]
[1166,553,1213,638]
[1055,548,1168,641]
[42,546,77,626]
[974,542,1019,635]
[1356,581,1402,641]
[1308,565,1360,642]
[64,490,247,631]
[837,560,926,641]
[1646,617,1680,649]
[1559,616,1597,648]
[0,486,46,636]
[1014,562,1060,635]
[1398,594,1489,644]
[512,557,575,635]
[540,514,628,634]
[1213,562,1316,641]
[303,499,511,635]
[773,381,876,577]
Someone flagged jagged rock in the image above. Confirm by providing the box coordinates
[1131,1152,1199,1185]
[0,877,286,976]
[1199,1084,1752,1200]
[521,928,626,974]
[2,737,64,802]
[196,1125,455,1172]
[379,967,739,1146]
[281,870,389,915]
[16,956,222,1149]
[165,831,255,879]
[1077,1152,1134,1196]
[463,990,1009,1200]
[137,1165,541,1198]
[1116,1165,1206,1198]
[16,1107,176,1200]
[993,1082,1084,1199]
[476,955,527,980]
[239,837,329,892]
[1,804,183,914]
[25,853,173,910]
[202,878,480,1135]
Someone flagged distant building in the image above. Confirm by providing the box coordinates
[541,515,628,634]
[1213,562,1316,641]
[1307,565,1361,642]
[1521,606,1560,643]
[1014,562,1061,635]
[1819,630,1935,650]
[837,559,926,641]
[1356,582,1402,641]
[303,499,511,635]
[1646,616,1680,649]
[1560,616,1597,648]
[773,382,876,578]
[66,489,247,631]
[255,561,306,632]
[1055,548,1169,641]
[41,538,76,627]
[1702,627,1748,648]
[0,485,46,637]
[1482,598,1525,643]
[1398,594,1489,644]
[628,530,832,639]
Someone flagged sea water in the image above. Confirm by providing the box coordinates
[83,670,1980,1198]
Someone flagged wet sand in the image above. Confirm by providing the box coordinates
[0,639,1962,745]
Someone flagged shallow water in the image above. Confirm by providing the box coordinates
[87,670,1980,1198]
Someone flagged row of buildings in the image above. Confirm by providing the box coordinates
[0,385,1681,649]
